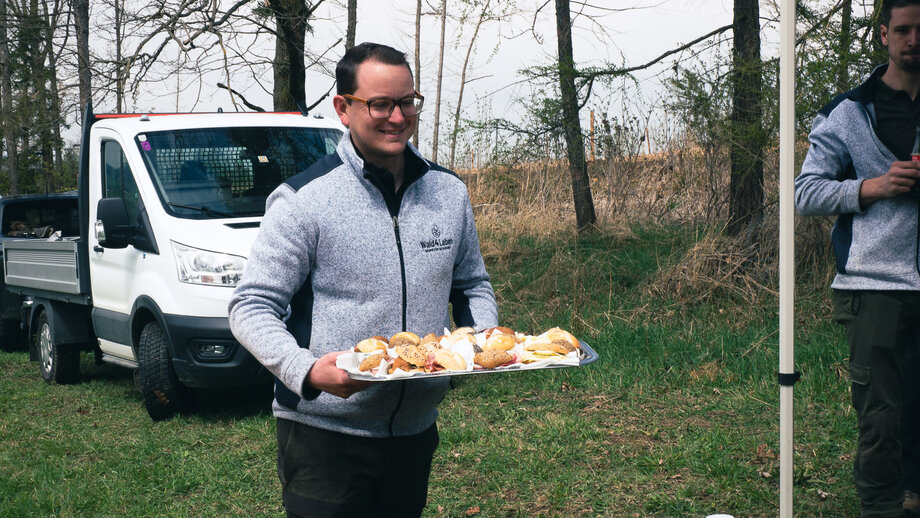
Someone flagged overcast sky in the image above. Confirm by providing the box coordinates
[304,0,735,121]
[102,0,737,155]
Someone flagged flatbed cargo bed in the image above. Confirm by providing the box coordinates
[2,239,85,296]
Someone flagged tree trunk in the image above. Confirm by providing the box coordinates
[727,0,764,236]
[114,0,123,113]
[430,0,446,162]
[836,0,852,93]
[0,0,18,194]
[43,4,62,180]
[412,0,421,147]
[449,1,489,170]
[270,0,308,112]
[74,0,91,118]
[345,0,356,50]
[871,0,884,56]
[27,0,53,191]
[555,0,596,233]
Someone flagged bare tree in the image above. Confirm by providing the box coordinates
[555,0,595,232]
[73,0,90,118]
[412,0,421,147]
[95,0,255,111]
[267,0,333,111]
[430,0,447,162]
[448,0,492,170]
[726,0,763,236]
[0,0,18,193]
[41,0,67,177]
[345,0,356,50]
[836,0,852,93]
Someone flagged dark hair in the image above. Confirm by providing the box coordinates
[881,0,920,27]
[336,42,413,95]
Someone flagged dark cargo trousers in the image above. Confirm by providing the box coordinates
[834,290,920,518]
[276,418,439,518]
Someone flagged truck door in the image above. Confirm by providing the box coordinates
[89,138,143,358]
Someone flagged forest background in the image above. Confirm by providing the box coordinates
[0,0,882,233]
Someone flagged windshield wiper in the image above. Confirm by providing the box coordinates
[166,202,234,218]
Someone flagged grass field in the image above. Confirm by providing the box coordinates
[0,221,858,517]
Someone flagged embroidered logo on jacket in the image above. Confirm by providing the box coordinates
[420,224,453,252]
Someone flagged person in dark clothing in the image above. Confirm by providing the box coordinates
[795,1,920,516]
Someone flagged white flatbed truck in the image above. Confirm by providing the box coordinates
[2,105,343,419]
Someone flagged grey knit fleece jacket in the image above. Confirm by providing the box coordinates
[228,131,498,437]
[794,64,920,291]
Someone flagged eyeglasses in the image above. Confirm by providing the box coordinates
[342,91,425,119]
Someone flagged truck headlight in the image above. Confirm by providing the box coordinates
[171,241,246,287]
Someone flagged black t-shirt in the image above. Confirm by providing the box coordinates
[873,75,920,160]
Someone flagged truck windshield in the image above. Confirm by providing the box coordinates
[136,126,341,219]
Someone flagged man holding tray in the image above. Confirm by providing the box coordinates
[229,42,497,518]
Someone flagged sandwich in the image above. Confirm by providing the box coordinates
[473,349,515,369]
[427,349,467,372]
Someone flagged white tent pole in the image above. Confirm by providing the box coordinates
[778,0,797,516]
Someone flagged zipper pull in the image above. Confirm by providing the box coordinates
[392,216,401,244]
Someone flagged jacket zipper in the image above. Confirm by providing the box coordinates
[392,215,409,330]
[362,160,426,437]
[388,214,410,436]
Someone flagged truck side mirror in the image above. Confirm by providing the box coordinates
[95,197,135,249]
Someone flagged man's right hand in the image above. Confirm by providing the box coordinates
[305,351,372,399]
[859,160,920,207]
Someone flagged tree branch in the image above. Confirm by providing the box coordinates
[216,82,265,111]
[578,23,733,80]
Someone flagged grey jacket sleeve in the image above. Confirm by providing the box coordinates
[228,186,318,398]
[449,193,498,330]
[794,112,865,217]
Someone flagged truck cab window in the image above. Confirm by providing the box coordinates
[137,126,341,219]
[102,141,140,222]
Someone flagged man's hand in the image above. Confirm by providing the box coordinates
[305,351,372,399]
[859,161,920,207]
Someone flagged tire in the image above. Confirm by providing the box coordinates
[137,321,189,421]
[36,311,80,384]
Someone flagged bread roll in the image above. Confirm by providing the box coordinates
[484,326,515,338]
[545,327,579,350]
[358,354,388,372]
[389,331,420,348]
[474,350,513,369]
[523,338,573,355]
[394,344,428,367]
[354,338,388,354]
[484,333,516,351]
[433,349,467,371]
[389,356,412,374]
[419,342,441,357]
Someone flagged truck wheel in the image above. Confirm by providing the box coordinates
[137,321,188,421]
[36,311,80,384]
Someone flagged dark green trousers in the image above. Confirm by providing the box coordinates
[276,418,439,518]
[834,290,920,518]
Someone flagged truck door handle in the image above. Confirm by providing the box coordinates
[93,245,104,253]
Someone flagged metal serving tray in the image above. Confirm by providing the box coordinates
[342,341,600,382]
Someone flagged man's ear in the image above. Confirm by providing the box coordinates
[332,95,350,127]
[880,24,889,47]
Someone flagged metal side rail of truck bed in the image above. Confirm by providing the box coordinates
[2,240,91,304]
